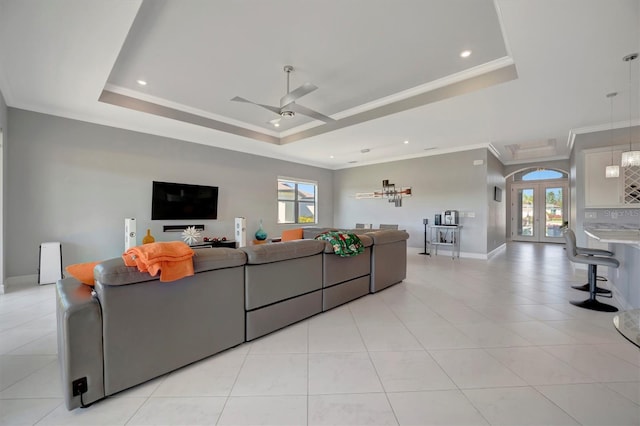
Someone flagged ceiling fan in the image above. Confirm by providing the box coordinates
[231,65,335,127]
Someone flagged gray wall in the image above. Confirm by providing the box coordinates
[7,109,333,277]
[0,90,6,288]
[486,151,506,252]
[333,148,494,256]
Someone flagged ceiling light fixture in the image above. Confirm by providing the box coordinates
[605,92,620,178]
[621,53,640,167]
[136,79,147,86]
[403,140,409,144]
[460,50,472,58]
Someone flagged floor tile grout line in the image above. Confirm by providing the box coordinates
[213,346,251,426]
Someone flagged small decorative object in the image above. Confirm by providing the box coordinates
[181,226,201,245]
[255,220,267,241]
[381,179,411,207]
[142,229,155,244]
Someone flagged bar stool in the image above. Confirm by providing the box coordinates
[564,229,614,294]
[563,229,619,312]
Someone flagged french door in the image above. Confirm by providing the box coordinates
[511,181,567,243]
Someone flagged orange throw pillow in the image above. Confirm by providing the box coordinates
[281,228,303,241]
[65,261,101,286]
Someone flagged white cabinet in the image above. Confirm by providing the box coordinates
[585,149,640,207]
[585,150,623,207]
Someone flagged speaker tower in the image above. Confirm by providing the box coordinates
[235,217,247,248]
[125,218,137,250]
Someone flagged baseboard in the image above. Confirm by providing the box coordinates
[1,274,39,294]
[408,245,490,259]
[611,285,633,311]
[487,243,506,259]
[429,248,488,260]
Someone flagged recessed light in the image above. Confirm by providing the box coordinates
[460,50,472,58]
[136,79,147,86]
[273,122,280,127]
[329,155,334,159]
[403,140,409,144]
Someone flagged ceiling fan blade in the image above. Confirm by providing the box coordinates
[289,103,335,123]
[280,83,317,108]
[231,96,281,115]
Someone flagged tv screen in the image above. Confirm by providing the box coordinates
[152,181,218,220]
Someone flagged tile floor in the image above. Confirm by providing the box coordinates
[1,242,639,425]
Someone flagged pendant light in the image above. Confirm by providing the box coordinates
[605,92,620,178]
[621,53,640,167]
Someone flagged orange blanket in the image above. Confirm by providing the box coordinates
[122,241,195,282]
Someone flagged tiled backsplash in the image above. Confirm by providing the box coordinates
[584,209,640,229]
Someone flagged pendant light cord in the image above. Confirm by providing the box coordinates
[609,92,615,164]
[624,53,638,152]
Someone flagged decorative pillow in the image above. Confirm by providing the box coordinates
[314,231,364,257]
[281,228,303,242]
[65,261,101,286]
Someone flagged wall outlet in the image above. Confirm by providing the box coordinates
[584,211,597,219]
[72,377,88,396]
[467,212,475,218]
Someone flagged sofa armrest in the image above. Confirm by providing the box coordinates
[366,229,410,244]
[56,277,104,410]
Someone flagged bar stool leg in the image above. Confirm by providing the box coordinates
[570,264,618,312]
[571,264,611,294]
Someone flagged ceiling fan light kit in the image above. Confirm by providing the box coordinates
[231,65,335,127]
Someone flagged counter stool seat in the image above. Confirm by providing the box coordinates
[563,229,619,312]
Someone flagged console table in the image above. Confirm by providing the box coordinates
[191,240,237,249]
[428,225,462,259]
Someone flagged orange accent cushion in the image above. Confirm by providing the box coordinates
[281,228,303,241]
[65,261,101,286]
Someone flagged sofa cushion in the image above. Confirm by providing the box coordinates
[281,228,303,241]
[65,261,101,286]
[315,231,365,257]
[95,248,247,286]
[366,229,410,244]
[240,239,325,264]
[302,227,337,239]
[322,234,373,253]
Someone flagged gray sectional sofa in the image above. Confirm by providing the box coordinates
[56,229,408,410]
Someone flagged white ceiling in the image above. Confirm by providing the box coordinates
[0,0,639,169]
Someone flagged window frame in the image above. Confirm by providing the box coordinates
[277,177,318,224]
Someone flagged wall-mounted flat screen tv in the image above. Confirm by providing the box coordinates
[152,181,218,220]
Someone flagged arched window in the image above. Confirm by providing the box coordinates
[519,169,566,181]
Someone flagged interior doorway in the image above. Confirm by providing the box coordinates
[510,178,567,243]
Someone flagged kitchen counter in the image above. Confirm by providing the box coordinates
[584,228,640,246]
[584,227,640,309]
